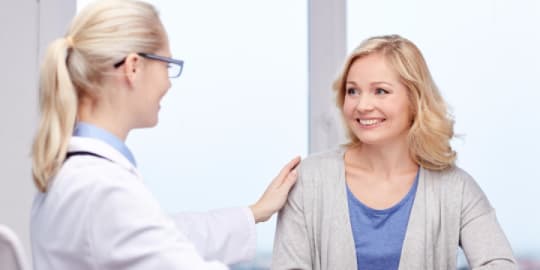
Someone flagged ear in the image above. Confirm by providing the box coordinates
[122,53,142,85]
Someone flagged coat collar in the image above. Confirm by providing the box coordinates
[68,136,141,177]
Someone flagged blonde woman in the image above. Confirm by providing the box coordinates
[272,35,516,270]
[30,0,300,269]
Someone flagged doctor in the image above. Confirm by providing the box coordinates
[30,0,300,269]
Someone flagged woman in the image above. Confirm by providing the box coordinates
[271,35,516,269]
[30,0,299,269]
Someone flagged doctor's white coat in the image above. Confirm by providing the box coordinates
[31,136,256,270]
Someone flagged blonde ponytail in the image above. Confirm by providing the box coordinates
[31,0,165,192]
[32,38,78,192]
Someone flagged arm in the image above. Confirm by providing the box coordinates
[172,208,256,265]
[271,163,313,270]
[459,175,517,269]
[90,179,228,270]
[172,156,301,265]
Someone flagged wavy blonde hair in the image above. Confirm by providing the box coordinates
[333,35,456,170]
[32,0,165,192]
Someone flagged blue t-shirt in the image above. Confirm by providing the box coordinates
[347,170,419,270]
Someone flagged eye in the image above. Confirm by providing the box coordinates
[375,88,389,95]
[346,87,358,96]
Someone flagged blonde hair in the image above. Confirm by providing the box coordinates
[333,35,456,170]
[32,0,165,192]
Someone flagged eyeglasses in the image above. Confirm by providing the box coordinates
[113,52,184,78]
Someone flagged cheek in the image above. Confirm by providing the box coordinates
[342,97,356,116]
[392,100,413,125]
[156,68,170,91]
[161,79,171,96]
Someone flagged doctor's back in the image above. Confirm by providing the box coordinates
[29,0,234,269]
[31,138,201,269]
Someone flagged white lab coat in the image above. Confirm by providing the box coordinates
[31,136,256,270]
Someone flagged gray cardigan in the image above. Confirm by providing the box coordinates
[271,148,516,270]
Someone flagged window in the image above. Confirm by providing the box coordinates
[77,0,308,266]
[347,0,540,266]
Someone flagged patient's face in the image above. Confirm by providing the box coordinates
[342,53,412,146]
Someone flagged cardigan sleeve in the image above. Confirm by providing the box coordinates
[459,173,517,269]
[271,162,313,270]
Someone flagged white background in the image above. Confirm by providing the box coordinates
[347,0,540,256]
[78,0,309,253]
[77,0,540,258]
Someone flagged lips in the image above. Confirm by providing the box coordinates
[356,118,385,127]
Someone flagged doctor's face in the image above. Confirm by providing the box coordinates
[131,39,173,128]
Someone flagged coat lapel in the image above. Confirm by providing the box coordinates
[69,136,141,178]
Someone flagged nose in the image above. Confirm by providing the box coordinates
[166,78,172,91]
[355,94,375,112]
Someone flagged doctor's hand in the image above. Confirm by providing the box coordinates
[249,156,301,223]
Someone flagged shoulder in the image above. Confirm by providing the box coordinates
[293,148,346,194]
[423,166,475,187]
[61,159,165,234]
[424,165,469,178]
[59,153,137,187]
[298,148,344,174]
[422,166,489,204]
[47,155,145,215]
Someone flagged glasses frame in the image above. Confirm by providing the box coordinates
[113,52,184,78]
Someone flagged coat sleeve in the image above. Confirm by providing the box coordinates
[271,163,313,270]
[89,177,229,270]
[459,174,518,269]
[171,207,256,265]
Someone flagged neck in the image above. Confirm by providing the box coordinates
[346,138,417,177]
[77,96,130,141]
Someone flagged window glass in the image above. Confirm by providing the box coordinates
[77,0,308,265]
[347,0,540,265]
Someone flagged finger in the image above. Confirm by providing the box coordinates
[279,156,301,176]
[272,156,301,187]
[279,169,298,190]
[289,156,301,170]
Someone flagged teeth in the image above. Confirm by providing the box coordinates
[358,119,380,126]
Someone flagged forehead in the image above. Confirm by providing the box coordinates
[346,53,400,83]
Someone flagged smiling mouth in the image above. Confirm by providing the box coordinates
[356,118,385,127]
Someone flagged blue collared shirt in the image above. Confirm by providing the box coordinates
[73,122,137,167]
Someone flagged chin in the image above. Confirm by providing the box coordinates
[357,138,385,146]
[145,113,159,127]
[135,119,159,129]
[356,133,407,146]
[148,119,159,127]
[353,133,383,145]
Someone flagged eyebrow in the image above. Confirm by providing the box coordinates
[345,81,394,87]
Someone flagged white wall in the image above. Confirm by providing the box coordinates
[0,0,76,262]
[125,0,309,253]
[0,0,39,258]
[77,0,309,255]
